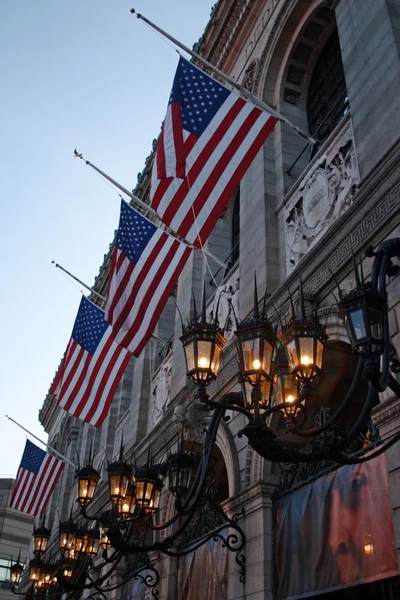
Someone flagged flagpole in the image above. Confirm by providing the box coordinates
[6,416,75,467]
[77,154,227,271]
[130,9,317,146]
[53,261,171,350]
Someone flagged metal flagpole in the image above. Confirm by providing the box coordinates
[6,416,75,467]
[130,9,317,146]
[77,154,227,271]
[52,261,170,350]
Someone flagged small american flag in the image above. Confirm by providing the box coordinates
[105,200,192,355]
[51,296,131,427]
[10,440,64,517]
[151,57,277,246]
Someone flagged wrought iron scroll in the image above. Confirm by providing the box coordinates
[123,552,160,599]
[167,492,246,584]
[275,407,382,497]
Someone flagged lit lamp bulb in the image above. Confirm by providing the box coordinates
[253,359,261,370]
[286,394,295,404]
[301,355,311,365]
[199,357,209,368]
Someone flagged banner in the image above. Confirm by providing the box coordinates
[274,454,398,599]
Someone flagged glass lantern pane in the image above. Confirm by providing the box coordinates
[368,307,383,340]
[197,340,212,369]
[211,344,221,375]
[299,337,314,367]
[185,341,195,372]
[241,338,259,372]
[262,341,273,376]
[286,340,297,371]
[145,482,154,501]
[350,308,366,341]
[136,481,144,502]
[316,339,324,369]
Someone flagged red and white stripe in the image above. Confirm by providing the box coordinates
[51,328,131,428]
[10,456,64,517]
[105,228,192,356]
[151,93,277,246]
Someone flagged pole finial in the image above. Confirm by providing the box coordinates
[73,149,83,159]
[253,272,259,320]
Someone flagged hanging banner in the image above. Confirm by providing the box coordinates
[274,454,398,599]
[178,539,228,600]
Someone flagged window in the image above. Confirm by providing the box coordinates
[307,30,348,141]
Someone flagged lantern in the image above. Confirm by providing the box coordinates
[280,319,327,384]
[29,558,42,582]
[118,481,136,519]
[135,469,163,514]
[10,560,24,587]
[85,529,101,558]
[107,455,132,506]
[73,526,90,556]
[76,464,100,507]
[180,322,225,389]
[33,524,51,557]
[59,517,76,558]
[340,284,386,356]
[167,450,195,496]
[241,378,273,411]
[62,559,75,578]
[39,563,55,589]
[275,344,303,421]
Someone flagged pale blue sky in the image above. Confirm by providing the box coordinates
[0,1,214,475]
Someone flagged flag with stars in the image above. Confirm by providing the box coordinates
[150,57,277,246]
[10,440,64,517]
[105,200,191,355]
[50,295,131,427]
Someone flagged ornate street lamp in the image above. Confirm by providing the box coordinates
[279,282,328,385]
[76,464,101,507]
[340,258,387,356]
[180,288,226,398]
[59,516,76,559]
[135,468,163,514]
[274,343,303,422]
[107,442,133,506]
[32,523,50,558]
[85,529,101,558]
[28,558,42,583]
[118,481,136,519]
[167,448,196,497]
[10,557,24,588]
[73,526,90,556]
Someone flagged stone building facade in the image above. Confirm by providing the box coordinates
[38,0,400,598]
[0,479,33,599]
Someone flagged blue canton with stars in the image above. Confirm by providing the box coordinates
[72,296,109,356]
[116,201,157,265]
[169,57,230,137]
[20,440,46,474]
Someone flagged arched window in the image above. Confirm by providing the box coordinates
[307,30,348,140]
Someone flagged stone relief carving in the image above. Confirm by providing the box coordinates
[211,275,240,340]
[284,118,360,275]
[149,354,172,427]
[172,403,208,442]
[242,60,258,93]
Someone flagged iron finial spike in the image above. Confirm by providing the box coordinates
[201,279,207,323]
[328,266,344,301]
[359,258,365,286]
[119,435,124,461]
[287,286,296,320]
[191,290,197,322]
[88,442,93,466]
[253,272,259,320]
[352,251,362,289]
[299,276,306,319]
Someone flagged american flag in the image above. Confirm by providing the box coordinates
[10,440,64,517]
[151,57,277,246]
[51,296,131,427]
[105,200,192,355]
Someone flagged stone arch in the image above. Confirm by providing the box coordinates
[215,419,241,497]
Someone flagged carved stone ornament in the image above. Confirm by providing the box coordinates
[211,274,240,341]
[149,354,172,427]
[284,117,360,275]
[172,402,208,442]
[242,61,258,93]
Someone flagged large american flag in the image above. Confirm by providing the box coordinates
[151,57,277,246]
[10,440,64,517]
[105,200,192,355]
[51,296,131,427]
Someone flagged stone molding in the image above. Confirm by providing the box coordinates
[373,394,400,429]
[223,481,278,516]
